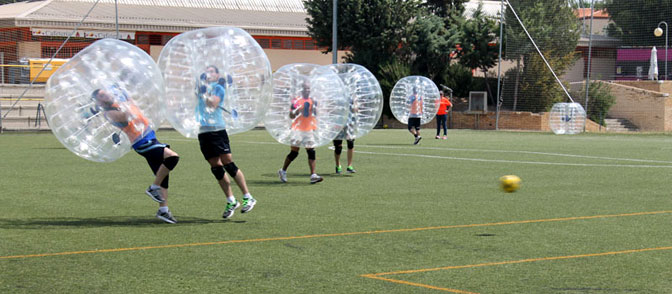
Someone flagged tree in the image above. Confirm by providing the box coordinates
[402,14,461,82]
[304,0,421,73]
[422,0,469,18]
[458,3,499,105]
[504,0,580,112]
[604,0,672,46]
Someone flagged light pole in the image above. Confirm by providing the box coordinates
[655,21,668,80]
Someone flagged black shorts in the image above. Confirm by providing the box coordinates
[198,129,231,160]
[408,117,421,130]
[135,141,170,188]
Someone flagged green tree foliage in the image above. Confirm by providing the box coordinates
[504,0,580,112]
[516,51,577,112]
[572,81,616,125]
[402,14,461,82]
[304,0,421,72]
[459,3,499,102]
[378,60,412,116]
[604,0,672,46]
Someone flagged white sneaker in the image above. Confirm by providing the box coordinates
[145,185,165,203]
[241,197,256,213]
[278,169,287,183]
[310,174,323,184]
[156,209,177,224]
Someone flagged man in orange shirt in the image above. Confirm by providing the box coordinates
[91,85,180,224]
[436,90,452,140]
[278,85,323,184]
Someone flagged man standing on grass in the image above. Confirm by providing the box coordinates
[196,65,257,219]
[278,84,323,184]
[408,87,423,145]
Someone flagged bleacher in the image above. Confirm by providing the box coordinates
[0,84,49,132]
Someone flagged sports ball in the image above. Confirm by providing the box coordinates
[264,63,349,148]
[390,76,440,125]
[158,26,272,137]
[500,175,521,193]
[44,38,164,162]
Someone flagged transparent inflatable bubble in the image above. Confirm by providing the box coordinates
[549,102,586,135]
[44,38,164,162]
[264,63,349,148]
[390,76,440,125]
[322,64,383,140]
[158,27,272,138]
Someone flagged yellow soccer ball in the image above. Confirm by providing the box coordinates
[499,175,521,193]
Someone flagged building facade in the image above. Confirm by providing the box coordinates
[0,0,345,83]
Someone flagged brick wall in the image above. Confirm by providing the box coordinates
[608,81,670,131]
[380,111,605,133]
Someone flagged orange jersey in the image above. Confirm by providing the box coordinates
[291,97,317,131]
[107,102,150,143]
[409,94,423,117]
[437,97,452,115]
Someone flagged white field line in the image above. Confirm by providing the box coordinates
[353,149,672,168]
[356,144,672,164]
[160,137,672,168]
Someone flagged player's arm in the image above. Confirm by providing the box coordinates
[290,100,302,118]
[104,109,131,124]
[206,85,223,108]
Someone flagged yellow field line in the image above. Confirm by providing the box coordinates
[360,274,478,294]
[361,246,672,293]
[1,210,670,260]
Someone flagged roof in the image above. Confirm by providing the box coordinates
[0,0,309,36]
[575,8,610,19]
[55,0,306,13]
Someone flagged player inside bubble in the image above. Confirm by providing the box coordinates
[289,82,318,147]
[89,84,152,147]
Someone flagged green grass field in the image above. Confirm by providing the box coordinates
[1,129,671,293]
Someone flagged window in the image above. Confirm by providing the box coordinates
[256,38,270,48]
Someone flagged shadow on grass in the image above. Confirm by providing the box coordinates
[0,216,244,229]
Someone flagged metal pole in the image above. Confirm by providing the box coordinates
[115,0,119,39]
[332,0,337,64]
[656,21,668,80]
[495,0,504,130]
[0,52,4,84]
[584,0,594,114]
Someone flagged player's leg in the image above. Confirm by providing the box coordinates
[220,153,256,213]
[333,140,343,174]
[346,140,356,173]
[307,148,322,184]
[279,146,299,182]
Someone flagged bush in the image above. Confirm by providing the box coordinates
[572,81,616,126]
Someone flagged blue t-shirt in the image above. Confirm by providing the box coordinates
[197,82,226,129]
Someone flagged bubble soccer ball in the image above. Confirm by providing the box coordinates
[390,76,440,125]
[500,175,521,193]
[264,63,349,148]
[549,102,586,135]
[322,63,383,141]
[44,38,164,162]
[158,26,272,138]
